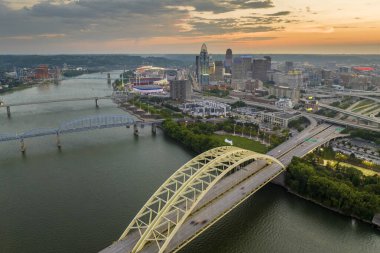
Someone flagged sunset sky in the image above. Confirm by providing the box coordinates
[0,0,379,54]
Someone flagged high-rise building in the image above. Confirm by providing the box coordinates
[252,57,271,82]
[213,61,224,82]
[170,80,192,101]
[199,43,210,86]
[285,61,294,73]
[232,57,243,80]
[286,70,303,89]
[269,85,300,102]
[241,56,253,79]
[195,55,200,81]
[224,49,233,74]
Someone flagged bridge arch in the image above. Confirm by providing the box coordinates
[0,133,18,142]
[118,146,284,253]
[21,128,58,139]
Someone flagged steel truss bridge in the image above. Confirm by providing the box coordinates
[0,96,112,108]
[101,122,346,253]
[0,114,139,143]
[113,146,284,253]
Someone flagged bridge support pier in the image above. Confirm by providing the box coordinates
[20,139,26,153]
[107,73,111,85]
[152,123,157,135]
[6,106,11,118]
[56,134,61,149]
[133,124,139,136]
[95,98,99,108]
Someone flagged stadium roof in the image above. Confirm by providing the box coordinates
[352,67,375,71]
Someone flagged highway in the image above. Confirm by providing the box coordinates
[100,120,344,253]
[302,113,380,132]
[318,103,380,124]
[203,95,380,132]
[336,93,380,104]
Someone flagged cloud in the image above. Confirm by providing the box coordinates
[38,33,66,38]
[0,0,279,39]
[0,0,281,52]
[266,11,291,16]
[288,26,335,34]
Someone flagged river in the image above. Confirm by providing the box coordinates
[0,72,379,253]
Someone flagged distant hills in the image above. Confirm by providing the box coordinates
[0,55,186,71]
[160,54,380,66]
[1,54,379,71]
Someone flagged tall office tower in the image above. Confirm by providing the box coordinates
[224,48,233,74]
[213,61,225,82]
[241,56,253,79]
[252,57,271,82]
[285,61,294,73]
[195,55,200,82]
[232,57,243,80]
[170,80,192,101]
[199,43,210,86]
[287,70,304,89]
[264,56,272,71]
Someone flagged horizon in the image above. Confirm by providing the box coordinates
[0,0,379,54]
[2,53,380,56]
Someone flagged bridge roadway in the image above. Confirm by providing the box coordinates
[302,112,380,132]
[318,103,380,124]
[306,90,380,103]
[100,122,343,253]
[204,95,380,132]
[0,96,112,107]
[336,93,380,104]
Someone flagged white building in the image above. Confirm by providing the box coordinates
[275,98,294,109]
[259,111,301,129]
[180,100,231,117]
[271,70,303,89]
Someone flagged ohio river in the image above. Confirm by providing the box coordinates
[0,72,379,253]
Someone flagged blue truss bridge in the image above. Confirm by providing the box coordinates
[0,114,160,152]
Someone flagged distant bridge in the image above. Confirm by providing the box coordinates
[0,96,116,117]
[0,114,160,152]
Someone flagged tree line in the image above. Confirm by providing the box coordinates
[161,119,224,154]
[286,156,380,221]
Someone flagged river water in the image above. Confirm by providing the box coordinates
[0,72,379,253]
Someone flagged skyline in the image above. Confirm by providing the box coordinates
[0,0,379,54]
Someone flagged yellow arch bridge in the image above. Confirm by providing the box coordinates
[102,146,284,253]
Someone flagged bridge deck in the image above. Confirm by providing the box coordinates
[100,124,342,253]
[319,103,380,124]
[0,96,112,107]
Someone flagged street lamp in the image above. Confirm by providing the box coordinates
[257,128,260,141]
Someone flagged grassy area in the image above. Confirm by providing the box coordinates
[352,99,373,110]
[352,103,375,113]
[214,134,268,153]
[362,104,380,114]
[323,160,379,176]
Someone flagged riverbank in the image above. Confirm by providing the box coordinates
[286,156,380,227]
[287,187,378,227]
[0,80,58,95]
[111,95,380,230]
